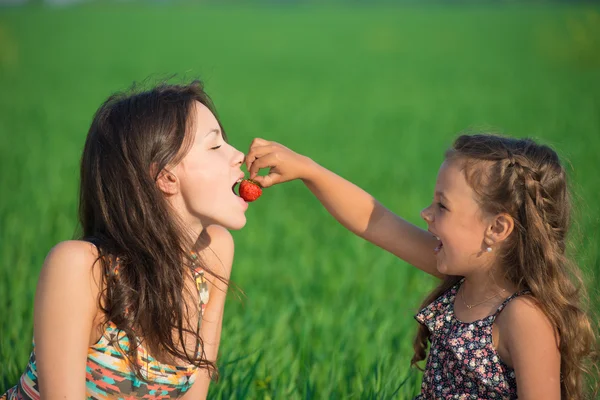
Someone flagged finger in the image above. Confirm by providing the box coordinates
[248,153,280,179]
[246,138,271,158]
[244,138,267,169]
[251,174,278,188]
[250,138,271,147]
[245,144,278,171]
[248,144,278,160]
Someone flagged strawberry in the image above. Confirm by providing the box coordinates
[238,179,262,202]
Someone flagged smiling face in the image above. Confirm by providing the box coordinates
[420,159,494,276]
[167,101,248,234]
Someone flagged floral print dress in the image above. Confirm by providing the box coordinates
[414,279,529,400]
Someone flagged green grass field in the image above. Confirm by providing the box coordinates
[1,3,599,398]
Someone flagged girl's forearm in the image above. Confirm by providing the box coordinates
[301,160,381,238]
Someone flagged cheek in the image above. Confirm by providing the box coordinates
[439,219,480,254]
[183,156,226,186]
[179,166,223,206]
[451,228,484,259]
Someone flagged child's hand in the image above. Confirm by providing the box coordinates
[245,138,313,188]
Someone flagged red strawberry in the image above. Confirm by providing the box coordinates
[238,179,262,202]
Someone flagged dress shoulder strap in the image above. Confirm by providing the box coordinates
[492,289,531,317]
[190,252,209,315]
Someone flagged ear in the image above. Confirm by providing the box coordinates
[485,213,514,247]
[156,169,179,195]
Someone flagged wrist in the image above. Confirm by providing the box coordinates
[299,156,321,184]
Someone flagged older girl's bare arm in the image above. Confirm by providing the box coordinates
[35,240,100,399]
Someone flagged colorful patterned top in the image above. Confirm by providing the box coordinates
[1,263,210,400]
[414,279,529,400]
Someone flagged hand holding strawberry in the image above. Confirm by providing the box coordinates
[244,138,315,188]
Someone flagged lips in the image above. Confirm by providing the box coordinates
[434,241,443,255]
[429,231,443,255]
[232,173,244,196]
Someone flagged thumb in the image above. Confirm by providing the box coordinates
[252,173,278,188]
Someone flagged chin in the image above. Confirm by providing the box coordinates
[223,217,247,231]
[436,259,457,275]
[436,263,448,274]
[437,261,468,277]
[230,221,247,230]
[199,214,246,231]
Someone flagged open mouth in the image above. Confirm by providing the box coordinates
[434,240,443,255]
[232,178,243,196]
[430,233,443,255]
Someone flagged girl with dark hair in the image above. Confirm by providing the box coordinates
[3,81,250,399]
[244,134,598,399]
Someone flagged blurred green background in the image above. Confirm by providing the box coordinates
[1,1,599,398]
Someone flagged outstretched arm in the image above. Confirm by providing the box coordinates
[245,138,442,278]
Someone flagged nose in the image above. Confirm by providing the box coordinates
[421,205,433,223]
[232,147,244,166]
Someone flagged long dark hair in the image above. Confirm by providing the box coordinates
[79,80,225,379]
[412,134,599,399]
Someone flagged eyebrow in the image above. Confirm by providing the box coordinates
[205,128,221,138]
[435,191,451,204]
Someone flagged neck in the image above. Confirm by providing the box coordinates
[187,224,204,248]
[461,267,515,303]
[167,196,205,251]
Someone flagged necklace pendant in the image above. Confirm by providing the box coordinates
[466,304,473,309]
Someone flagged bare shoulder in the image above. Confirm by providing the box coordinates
[497,295,559,350]
[42,239,100,272]
[35,240,103,343]
[204,225,234,255]
[500,295,553,329]
[496,297,561,398]
[199,225,235,279]
[45,239,99,263]
[39,240,102,294]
